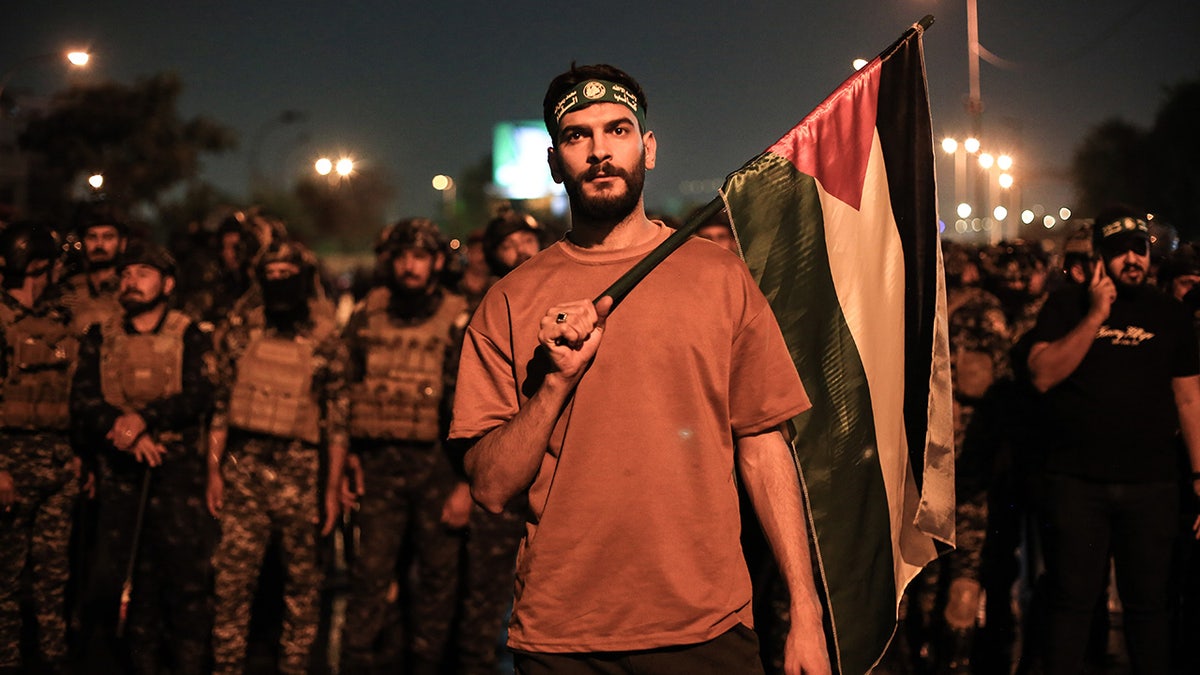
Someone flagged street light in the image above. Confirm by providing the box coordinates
[88,173,104,190]
[0,49,91,103]
[316,156,354,179]
[432,174,456,222]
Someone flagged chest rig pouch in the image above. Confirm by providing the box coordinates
[1,305,79,430]
[100,311,189,410]
[348,289,465,442]
[229,330,322,444]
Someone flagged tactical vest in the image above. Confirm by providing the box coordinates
[100,311,190,411]
[348,288,467,441]
[0,303,78,430]
[62,274,123,334]
[227,307,336,444]
[228,332,322,444]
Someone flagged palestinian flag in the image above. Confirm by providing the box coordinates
[719,19,955,674]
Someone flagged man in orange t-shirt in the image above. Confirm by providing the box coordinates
[449,63,830,675]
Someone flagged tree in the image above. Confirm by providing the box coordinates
[1072,75,1200,241]
[19,72,236,224]
[1147,78,1200,239]
[1071,118,1148,218]
[293,163,395,250]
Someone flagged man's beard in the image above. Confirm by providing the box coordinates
[119,292,164,317]
[387,279,440,320]
[562,159,645,224]
[1108,257,1148,294]
[87,251,117,271]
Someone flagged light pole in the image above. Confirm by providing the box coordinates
[0,50,91,104]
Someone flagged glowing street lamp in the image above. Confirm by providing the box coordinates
[978,152,994,169]
[335,158,355,177]
[993,206,1007,221]
[432,174,456,221]
[314,157,333,176]
[431,174,454,191]
[88,173,104,189]
[963,137,981,154]
[941,137,958,154]
[998,173,1014,189]
[956,202,972,219]
[0,49,92,102]
[1021,210,1035,225]
[996,154,1013,171]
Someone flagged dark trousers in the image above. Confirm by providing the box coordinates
[341,444,461,671]
[1042,473,1177,675]
[513,623,764,675]
[81,456,212,675]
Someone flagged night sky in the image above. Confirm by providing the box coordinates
[5,1,1198,234]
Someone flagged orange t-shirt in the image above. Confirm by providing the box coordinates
[450,224,810,652]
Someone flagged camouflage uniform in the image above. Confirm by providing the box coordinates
[210,295,349,675]
[896,284,1011,673]
[946,286,1010,581]
[70,309,215,675]
[176,257,252,330]
[57,272,123,335]
[0,292,79,672]
[453,501,525,674]
[340,285,467,674]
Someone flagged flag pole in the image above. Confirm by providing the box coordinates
[593,14,935,311]
[593,196,723,307]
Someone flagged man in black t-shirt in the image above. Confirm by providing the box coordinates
[1027,205,1200,675]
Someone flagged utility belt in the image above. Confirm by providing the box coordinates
[0,428,76,465]
[0,379,71,430]
[225,430,319,480]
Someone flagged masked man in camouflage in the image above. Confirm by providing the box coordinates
[71,240,215,675]
[340,218,470,675]
[0,221,80,674]
[207,238,349,675]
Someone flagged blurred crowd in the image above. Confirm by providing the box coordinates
[1,200,1198,675]
[878,216,1200,675]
